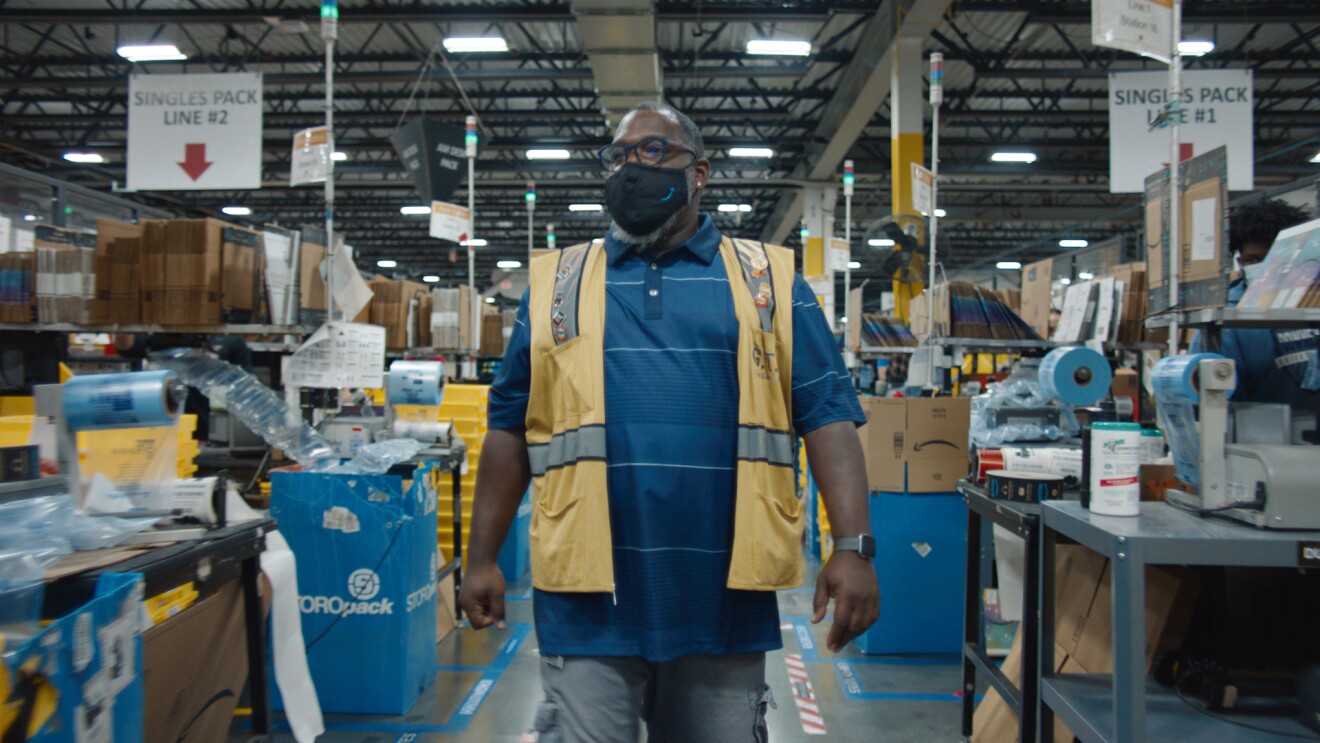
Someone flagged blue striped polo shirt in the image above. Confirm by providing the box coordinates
[488,214,864,662]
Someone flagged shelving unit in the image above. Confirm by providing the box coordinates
[1145,307,1320,330]
[1040,501,1320,743]
[0,322,318,336]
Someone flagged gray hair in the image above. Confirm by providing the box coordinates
[621,101,705,158]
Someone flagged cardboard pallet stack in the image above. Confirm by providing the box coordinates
[34,226,96,324]
[369,278,432,351]
[140,219,266,325]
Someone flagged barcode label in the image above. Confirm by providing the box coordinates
[893,432,904,456]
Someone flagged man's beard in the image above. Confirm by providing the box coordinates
[608,166,698,248]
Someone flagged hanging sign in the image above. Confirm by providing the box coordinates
[428,201,471,243]
[127,72,263,191]
[290,126,332,186]
[1108,69,1254,193]
[1091,0,1173,62]
[911,163,934,216]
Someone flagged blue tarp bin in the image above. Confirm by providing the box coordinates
[853,491,967,655]
[270,464,440,715]
[2,573,145,742]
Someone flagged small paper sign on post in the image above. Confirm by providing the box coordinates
[286,322,386,389]
[429,201,471,243]
[911,163,934,217]
[291,126,332,186]
[1091,0,1173,62]
[829,237,851,273]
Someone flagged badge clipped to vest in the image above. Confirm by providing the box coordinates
[552,309,568,342]
[754,281,772,309]
[750,254,768,278]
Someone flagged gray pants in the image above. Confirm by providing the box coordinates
[530,652,775,743]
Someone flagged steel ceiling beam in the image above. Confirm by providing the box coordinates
[952,2,1320,24]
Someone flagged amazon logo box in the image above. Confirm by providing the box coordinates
[858,397,970,493]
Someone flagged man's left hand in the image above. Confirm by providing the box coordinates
[811,552,880,653]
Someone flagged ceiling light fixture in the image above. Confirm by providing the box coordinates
[746,39,811,57]
[568,203,603,212]
[729,147,775,158]
[1178,40,1215,57]
[934,208,947,218]
[869,238,896,247]
[220,206,252,216]
[991,151,1038,164]
[460,239,488,247]
[117,44,188,62]
[1059,239,1089,248]
[62,152,104,164]
[484,296,496,304]
[1078,271,1096,280]
[377,259,398,268]
[442,37,508,53]
[1060,278,1072,285]
[400,205,431,215]
[996,261,1022,270]
[331,151,348,161]
[423,275,440,283]
[847,261,862,269]
[526,149,571,160]
[1311,152,1320,164]
[497,260,522,269]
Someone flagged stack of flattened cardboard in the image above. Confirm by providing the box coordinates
[1020,258,1055,339]
[429,285,476,351]
[479,307,504,357]
[92,219,141,323]
[369,278,431,350]
[108,237,142,323]
[1103,262,1147,344]
[140,219,265,325]
[1145,146,1231,314]
[35,226,96,324]
[971,546,1198,742]
[220,226,266,322]
[298,233,328,325]
[0,251,35,323]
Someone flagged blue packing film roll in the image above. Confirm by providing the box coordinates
[1038,346,1113,406]
[62,370,185,431]
[386,360,445,407]
[1151,353,1224,488]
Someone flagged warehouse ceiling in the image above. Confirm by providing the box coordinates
[2,0,1319,292]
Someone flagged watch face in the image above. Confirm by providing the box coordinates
[859,535,876,558]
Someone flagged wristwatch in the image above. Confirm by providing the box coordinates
[833,534,876,559]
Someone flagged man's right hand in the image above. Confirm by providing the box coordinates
[459,561,507,630]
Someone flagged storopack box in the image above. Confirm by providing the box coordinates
[859,397,971,493]
[270,464,440,715]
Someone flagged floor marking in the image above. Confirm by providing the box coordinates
[784,653,827,735]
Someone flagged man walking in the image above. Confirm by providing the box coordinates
[460,101,878,742]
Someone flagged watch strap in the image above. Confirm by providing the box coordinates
[834,534,875,557]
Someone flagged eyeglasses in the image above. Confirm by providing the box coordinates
[596,136,697,172]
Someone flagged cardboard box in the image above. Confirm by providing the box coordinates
[479,308,504,356]
[93,218,140,323]
[1103,262,1147,344]
[859,397,970,492]
[141,219,228,324]
[436,569,458,643]
[1145,169,1170,315]
[34,225,96,324]
[1177,147,1231,310]
[299,239,327,312]
[0,251,35,323]
[108,237,142,323]
[1021,258,1054,339]
[1140,463,1178,501]
[143,580,249,743]
[370,278,430,350]
[221,226,265,322]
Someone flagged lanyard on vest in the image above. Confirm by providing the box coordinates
[549,237,777,344]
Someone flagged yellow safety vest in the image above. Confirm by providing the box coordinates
[525,236,803,593]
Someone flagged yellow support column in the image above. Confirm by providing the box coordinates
[890,37,926,322]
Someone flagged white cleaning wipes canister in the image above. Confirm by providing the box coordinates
[1089,422,1142,516]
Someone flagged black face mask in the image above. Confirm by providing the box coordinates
[604,163,690,237]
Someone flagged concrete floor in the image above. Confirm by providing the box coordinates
[233,575,970,742]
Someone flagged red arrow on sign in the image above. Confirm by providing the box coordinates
[178,143,213,181]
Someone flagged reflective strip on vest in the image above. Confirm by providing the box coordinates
[527,424,608,476]
[736,426,795,468]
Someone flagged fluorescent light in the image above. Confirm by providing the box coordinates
[840,317,848,324]
[1059,239,1089,248]
[934,208,947,218]
[996,261,1022,270]
[497,260,522,269]
[1178,40,1215,57]
[729,147,774,158]
[423,275,440,283]
[400,205,431,215]
[1060,278,1072,285]
[461,238,488,247]
[527,149,571,160]
[220,206,252,216]
[1079,271,1096,280]
[869,238,896,247]
[847,261,862,269]
[23,215,37,222]
[62,152,104,164]
[443,37,508,53]
[331,151,348,161]
[484,296,496,304]
[117,44,188,62]
[746,39,811,57]
[718,203,754,213]
[568,203,603,212]
[739,204,753,213]
[377,260,398,268]
[991,151,1037,164]
[1311,152,1320,164]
